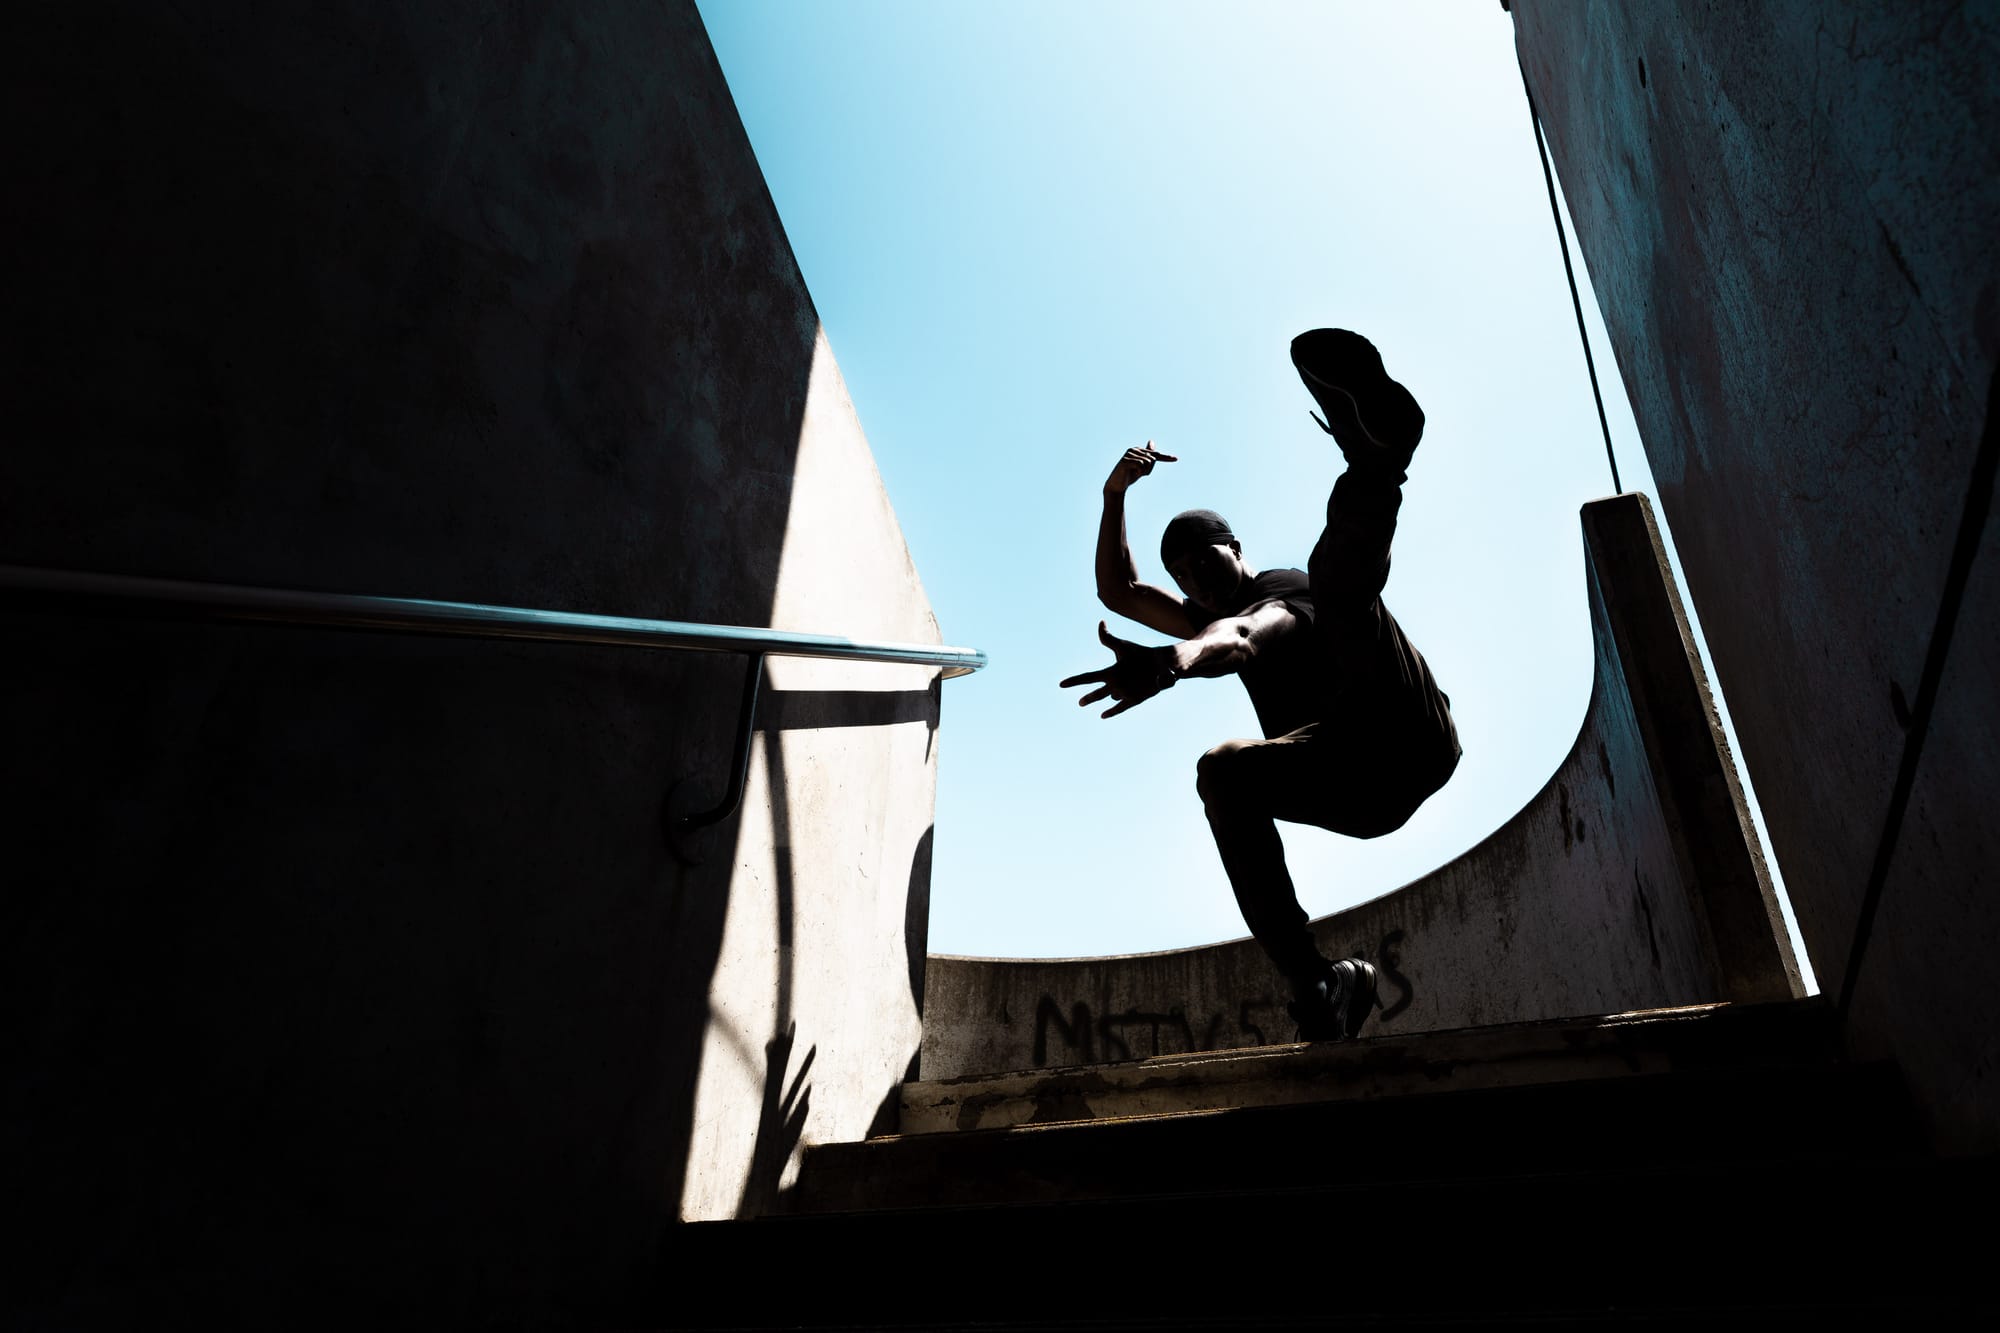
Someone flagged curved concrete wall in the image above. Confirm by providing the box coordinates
[1513,0,2000,1151]
[3,2,942,1323]
[922,494,1799,1081]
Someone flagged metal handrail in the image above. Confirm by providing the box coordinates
[0,563,985,864]
[0,565,984,677]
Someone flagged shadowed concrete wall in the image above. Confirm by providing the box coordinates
[2,1,942,1323]
[923,494,1798,1081]
[1513,0,2000,1150]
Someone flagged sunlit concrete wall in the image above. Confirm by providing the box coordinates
[675,332,943,1223]
[924,495,1799,1081]
[1514,0,2000,1151]
[2,2,941,1323]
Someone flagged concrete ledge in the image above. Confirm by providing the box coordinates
[902,997,1834,1133]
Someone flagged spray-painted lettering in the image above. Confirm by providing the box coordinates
[1026,929,1415,1066]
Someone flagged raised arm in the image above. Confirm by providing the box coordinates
[1096,443,1196,638]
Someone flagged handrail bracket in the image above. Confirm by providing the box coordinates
[666,652,765,866]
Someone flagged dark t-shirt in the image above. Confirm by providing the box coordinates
[1184,568,1322,738]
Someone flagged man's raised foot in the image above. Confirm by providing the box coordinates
[1290,328,1425,466]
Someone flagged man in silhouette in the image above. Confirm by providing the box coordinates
[1062,329,1460,1040]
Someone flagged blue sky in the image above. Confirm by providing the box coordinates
[699,1,1814,984]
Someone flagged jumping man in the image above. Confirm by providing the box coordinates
[1061,328,1461,1040]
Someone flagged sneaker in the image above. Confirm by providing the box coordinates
[1289,328,1425,464]
[1334,957,1380,1039]
[1286,989,1346,1042]
[1286,957,1380,1042]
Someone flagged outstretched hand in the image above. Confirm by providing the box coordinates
[1059,621,1178,718]
[1103,441,1178,495]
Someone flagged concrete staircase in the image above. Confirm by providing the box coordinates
[659,999,1991,1327]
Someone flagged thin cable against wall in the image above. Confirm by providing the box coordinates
[1519,61,1623,495]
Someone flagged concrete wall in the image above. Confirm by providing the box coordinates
[2,2,944,1323]
[1513,0,2000,1150]
[923,494,1798,1081]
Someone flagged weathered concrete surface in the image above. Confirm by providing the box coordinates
[902,1000,1832,1134]
[2,2,941,1324]
[801,1059,1917,1216]
[1514,0,2000,1150]
[921,494,1799,1082]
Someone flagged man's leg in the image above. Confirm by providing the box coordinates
[1196,728,1406,1039]
[1291,327,1417,619]
[1293,329,1462,789]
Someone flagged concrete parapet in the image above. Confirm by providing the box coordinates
[902,999,1832,1135]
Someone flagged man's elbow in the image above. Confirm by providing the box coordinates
[1096,582,1138,614]
[1236,606,1296,659]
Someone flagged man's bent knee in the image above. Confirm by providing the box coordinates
[1196,739,1254,810]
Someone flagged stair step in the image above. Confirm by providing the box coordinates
[803,1057,1918,1215]
[901,998,1838,1135]
[653,1000,1976,1328]
[663,1156,1996,1328]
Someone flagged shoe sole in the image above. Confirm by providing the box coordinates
[1290,329,1423,457]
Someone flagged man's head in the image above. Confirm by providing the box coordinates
[1161,508,1251,614]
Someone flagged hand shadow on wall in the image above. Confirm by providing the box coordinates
[734,1021,815,1216]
